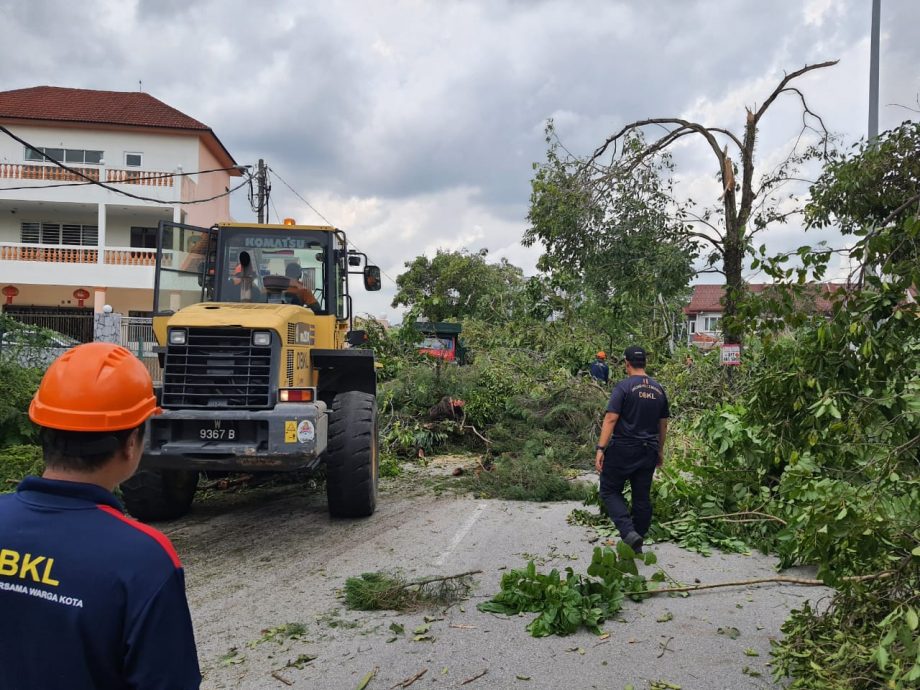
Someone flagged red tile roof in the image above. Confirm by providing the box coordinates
[0,86,237,168]
[0,86,210,131]
[685,283,846,315]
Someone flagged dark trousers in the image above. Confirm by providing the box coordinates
[599,443,657,540]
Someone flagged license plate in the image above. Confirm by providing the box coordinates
[187,421,242,442]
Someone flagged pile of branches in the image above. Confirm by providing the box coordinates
[343,570,480,611]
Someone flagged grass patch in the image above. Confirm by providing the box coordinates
[0,445,42,492]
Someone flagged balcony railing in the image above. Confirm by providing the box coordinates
[0,242,160,266]
[0,242,98,263]
[0,163,100,182]
[0,163,173,186]
[106,169,174,187]
[104,247,158,266]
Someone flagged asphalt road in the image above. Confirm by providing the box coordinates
[160,470,829,690]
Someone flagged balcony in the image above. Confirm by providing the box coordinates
[0,163,174,187]
[0,242,158,266]
[0,163,182,207]
[0,242,163,289]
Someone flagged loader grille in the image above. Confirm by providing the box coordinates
[162,327,273,409]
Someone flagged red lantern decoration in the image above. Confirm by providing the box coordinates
[2,285,18,305]
[73,288,90,308]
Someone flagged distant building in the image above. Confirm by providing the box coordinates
[0,86,240,319]
[684,283,845,348]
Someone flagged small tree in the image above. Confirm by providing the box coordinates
[391,249,528,323]
[526,129,695,353]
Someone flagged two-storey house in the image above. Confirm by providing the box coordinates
[684,283,846,348]
[0,86,240,328]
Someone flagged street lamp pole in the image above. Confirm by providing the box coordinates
[868,0,881,140]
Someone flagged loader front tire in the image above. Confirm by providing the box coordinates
[121,468,199,522]
[325,391,378,518]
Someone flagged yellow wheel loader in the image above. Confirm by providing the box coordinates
[120,219,382,521]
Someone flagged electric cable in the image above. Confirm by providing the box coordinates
[268,167,398,284]
[0,125,252,205]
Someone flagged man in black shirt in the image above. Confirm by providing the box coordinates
[594,346,669,553]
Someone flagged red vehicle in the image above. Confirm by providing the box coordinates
[418,335,457,361]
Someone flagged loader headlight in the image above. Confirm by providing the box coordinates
[169,329,187,345]
[253,331,271,346]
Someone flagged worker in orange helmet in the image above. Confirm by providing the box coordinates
[589,350,609,384]
[0,343,201,689]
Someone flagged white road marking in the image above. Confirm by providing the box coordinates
[433,502,487,566]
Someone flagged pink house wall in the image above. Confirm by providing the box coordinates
[183,140,234,226]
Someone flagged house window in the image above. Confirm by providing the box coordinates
[130,226,159,249]
[704,316,721,332]
[688,319,696,334]
[24,147,104,165]
[125,152,143,167]
[20,222,98,246]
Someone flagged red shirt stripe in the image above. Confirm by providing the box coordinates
[96,504,182,568]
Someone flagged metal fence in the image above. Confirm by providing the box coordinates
[119,316,161,384]
[1,309,94,343]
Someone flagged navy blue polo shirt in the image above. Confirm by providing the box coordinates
[589,360,609,383]
[606,374,670,448]
[0,477,200,690]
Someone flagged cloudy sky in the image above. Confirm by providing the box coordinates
[1,0,918,319]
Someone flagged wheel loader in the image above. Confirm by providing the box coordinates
[120,219,382,521]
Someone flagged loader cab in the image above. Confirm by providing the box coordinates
[153,221,381,320]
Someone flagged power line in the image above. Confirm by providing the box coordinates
[268,167,399,285]
[268,167,334,226]
[0,125,253,205]
[0,165,245,192]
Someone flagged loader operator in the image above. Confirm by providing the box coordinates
[0,343,201,690]
[285,261,320,308]
[594,345,669,554]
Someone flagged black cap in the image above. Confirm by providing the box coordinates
[624,345,647,367]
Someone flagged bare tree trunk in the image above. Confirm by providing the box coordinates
[584,61,838,347]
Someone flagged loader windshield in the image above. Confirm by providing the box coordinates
[217,228,331,314]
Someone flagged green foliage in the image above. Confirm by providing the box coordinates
[683,122,920,688]
[391,249,529,323]
[477,545,661,637]
[0,364,43,446]
[468,453,590,503]
[0,445,43,492]
[344,571,475,611]
[524,125,696,352]
[772,565,920,689]
[358,317,427,383]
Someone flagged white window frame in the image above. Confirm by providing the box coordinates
[20,222,98,246]
[124,152,143,167]
[24,146,103,165]
[704,315,722,332]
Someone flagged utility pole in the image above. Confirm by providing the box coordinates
[869,0,881,140]
[255,159,270,223]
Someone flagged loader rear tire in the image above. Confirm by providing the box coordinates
[325,391,378,518]
[121,468,199,522]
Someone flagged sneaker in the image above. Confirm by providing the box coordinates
[624,531,644,554]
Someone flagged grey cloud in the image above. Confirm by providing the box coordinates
[2,0,918,306]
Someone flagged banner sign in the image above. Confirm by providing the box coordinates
[720,344,741,366]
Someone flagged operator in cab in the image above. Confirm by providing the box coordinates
[284,261,320,309]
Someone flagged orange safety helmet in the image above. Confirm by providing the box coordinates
[596,351,606,360]
[29,342,161,432]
